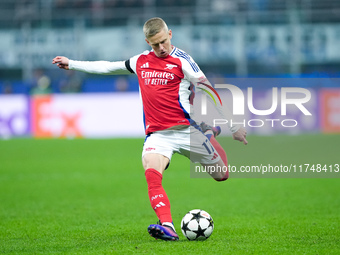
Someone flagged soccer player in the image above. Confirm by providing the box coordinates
[52,17,247,241]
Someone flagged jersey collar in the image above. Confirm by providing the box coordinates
[170,46,176,56]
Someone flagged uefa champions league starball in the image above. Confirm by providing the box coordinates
[181,209,214,240]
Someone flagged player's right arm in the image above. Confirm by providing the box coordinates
[52,56,132,75]
[52,56,70,70]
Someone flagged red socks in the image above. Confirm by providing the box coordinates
[209,136,228,166]
[209,135,229,181]
[145,168,172,224]
[144,136,227,224]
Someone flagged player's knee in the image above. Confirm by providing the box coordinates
[215,177,228,182]
[214,172,229,182]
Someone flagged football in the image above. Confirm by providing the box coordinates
[180,209,214,241]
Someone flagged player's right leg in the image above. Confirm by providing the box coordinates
[143,153,179,241]
[143,153,172,225]
[142,133,179,241]
[147,221,179,241]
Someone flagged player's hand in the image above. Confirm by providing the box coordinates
[232,127,248,145]
[52,56,70,70]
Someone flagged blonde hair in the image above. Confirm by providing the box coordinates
[143,17,168,38]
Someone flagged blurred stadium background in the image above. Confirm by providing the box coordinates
[1,3,339,253]
[0,0,339,138]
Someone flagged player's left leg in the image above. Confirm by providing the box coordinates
[199,122,228,181]
[201,158,229,181]
[199,121,221,138]
[188,123,228,181]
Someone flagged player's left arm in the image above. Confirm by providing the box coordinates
[182,56,248,145]
[231,127,248,145]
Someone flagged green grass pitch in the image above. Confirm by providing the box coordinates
[1,134,339,254]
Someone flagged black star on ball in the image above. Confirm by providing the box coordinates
[181,220,191,234]
[191,211,205,223]
[208,218,214,228]
[193,224,206,238]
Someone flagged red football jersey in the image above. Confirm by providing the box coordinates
[126,47,204,134]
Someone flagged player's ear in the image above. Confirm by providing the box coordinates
[168,29,172,39]
[145,38,151,46]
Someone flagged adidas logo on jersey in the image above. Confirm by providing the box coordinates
[140,62,149,68]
